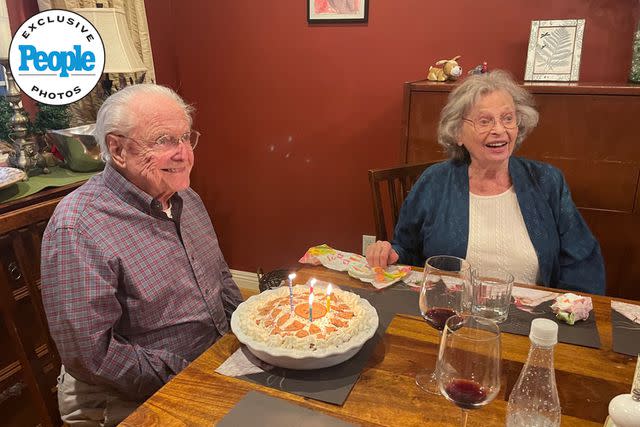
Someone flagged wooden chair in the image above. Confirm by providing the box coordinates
[368,161,438,241]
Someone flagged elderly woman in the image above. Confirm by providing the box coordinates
[366,70,605,295]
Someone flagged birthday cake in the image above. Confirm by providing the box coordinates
[231,284,378,369]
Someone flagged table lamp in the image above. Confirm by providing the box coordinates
[0,2,46,174]
[73,7,147,96]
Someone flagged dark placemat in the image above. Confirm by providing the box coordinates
[232,286,419,405]
[218,390,357,427]
[500,300,601,348]
[236,288,395,406]
[240,323,388,405]
[351,285,420,318]
[611,309,640,356]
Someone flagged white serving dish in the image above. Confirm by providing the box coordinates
[231,287,379,370]
[0,167,26,190]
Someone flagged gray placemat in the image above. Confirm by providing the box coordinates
[354,285,420,318]
[611,309,640,356]
[227,286,427,405]
[231,287,395,405]
[218,391,358,427]
[360,285,601,348]
[238,322,389,405]
[500,300,601,348]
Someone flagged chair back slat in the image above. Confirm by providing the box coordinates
[368,161,439,241]
[388,180,399,225]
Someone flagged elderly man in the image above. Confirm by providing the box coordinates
[41,84,243,426]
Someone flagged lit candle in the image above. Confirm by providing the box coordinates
[309,292,314,322]
[288,273,296,312]
[326,283,333,312]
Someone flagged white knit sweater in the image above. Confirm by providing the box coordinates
[466,187,539,284]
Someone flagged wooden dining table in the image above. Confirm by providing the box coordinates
[121,265,637,426]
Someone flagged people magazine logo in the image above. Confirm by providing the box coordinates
[8,9,105,106]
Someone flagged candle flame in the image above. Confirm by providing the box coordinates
[310,278,316,287]
[327,283,333,295]
[288,272,296,280]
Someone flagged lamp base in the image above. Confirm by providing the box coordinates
[1,60,49,177]
[8,139,49,177]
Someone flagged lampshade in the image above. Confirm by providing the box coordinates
[0,0,12,61]
[73,8,146,74]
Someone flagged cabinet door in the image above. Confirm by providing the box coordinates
[0,311,45,427]
[0,228,61,427]
[0,374,42,427]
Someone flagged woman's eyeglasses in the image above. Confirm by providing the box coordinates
[463,114,519,134]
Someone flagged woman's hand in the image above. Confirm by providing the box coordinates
[365,240,399,268]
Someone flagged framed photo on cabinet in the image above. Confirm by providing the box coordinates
[307,0,368,23]
[524,19,585,82]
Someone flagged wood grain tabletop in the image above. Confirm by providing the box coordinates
[121,266,637,426]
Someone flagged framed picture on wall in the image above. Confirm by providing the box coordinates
[307,0,368,23]
[524,19,585,82]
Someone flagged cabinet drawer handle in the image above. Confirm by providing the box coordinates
[8,262,22,281]
[0,381,25,404]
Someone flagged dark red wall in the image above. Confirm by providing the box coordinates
[6,0,38,31]
[144,0,639,273]
[143,0,177,89]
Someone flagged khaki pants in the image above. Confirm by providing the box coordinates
[57,366,141,427]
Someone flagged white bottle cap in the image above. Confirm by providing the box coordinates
[529,318,558,346]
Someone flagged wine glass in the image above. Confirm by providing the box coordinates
[415,255,471,394]
[437,314,501,427]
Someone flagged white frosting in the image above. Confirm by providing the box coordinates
[235,285,370,352]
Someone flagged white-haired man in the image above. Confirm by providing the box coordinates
[41,84,243,426]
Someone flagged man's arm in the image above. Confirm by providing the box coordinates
[41,226,189,401]
[215,250,244,321]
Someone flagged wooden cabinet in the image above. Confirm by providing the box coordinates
[401,80,640,300]
[0,183,84,427]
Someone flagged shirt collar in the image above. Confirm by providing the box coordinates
[102,163,182,218]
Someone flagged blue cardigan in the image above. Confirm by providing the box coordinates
[392,157,606,295]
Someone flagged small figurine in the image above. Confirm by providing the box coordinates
[427,56,462,82]
[468,62,489,75]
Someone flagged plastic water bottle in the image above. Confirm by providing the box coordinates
[506,318,561,427]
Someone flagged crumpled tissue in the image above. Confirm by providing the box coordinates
[551,293,593,325]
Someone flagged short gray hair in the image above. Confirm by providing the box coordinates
[95,84,194,163]
[438,70,539,162]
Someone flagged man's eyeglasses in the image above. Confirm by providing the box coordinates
[115,130,201,151]
[463,113,519,134]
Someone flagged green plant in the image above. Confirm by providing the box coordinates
[0,98,71,142]
[31,102,71,136]
[0,96,13,141]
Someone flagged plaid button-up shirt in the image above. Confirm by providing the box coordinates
[41,164,243,401]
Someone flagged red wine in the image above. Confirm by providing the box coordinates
[444,379,488,409]
[423,307,457,330]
